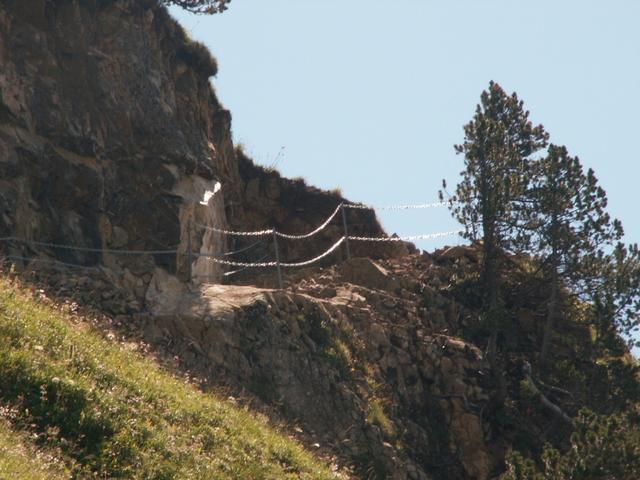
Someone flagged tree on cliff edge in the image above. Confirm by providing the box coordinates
[441,81,549,361]
[530,144,623,366]
[162,0,231,14]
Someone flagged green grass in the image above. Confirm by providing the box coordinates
[0,278,336,479]
[366,398,396,440]
[0,419,69,479]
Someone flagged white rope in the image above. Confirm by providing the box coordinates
[275,204,342,239]
[195,204,342,240]
[203,236,346,269]
[348,230,463,242]
[344,201,454,211]
[204,257,278,268]
[195,201,456,239]
[281,236,345,267]
[195,224,274,237]
[222,254,271,277]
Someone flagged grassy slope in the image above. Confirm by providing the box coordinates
[0,278,335,479]
[0,419,70,479]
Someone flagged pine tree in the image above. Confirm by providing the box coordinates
[502,409,640,480]
[442,81,549,360]
[582,242,640,354]
[530,145,623,365]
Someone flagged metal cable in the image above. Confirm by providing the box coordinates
[0,237,178,255]
[193,240,264,259]
[1,255,101,271]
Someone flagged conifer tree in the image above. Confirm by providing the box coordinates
[530,145,623,365]
[582,242,640,353]
[503,409,640,480]
[442,81,549,359]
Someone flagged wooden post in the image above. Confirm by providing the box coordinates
[341,204,351,259]
[272,230,283,290]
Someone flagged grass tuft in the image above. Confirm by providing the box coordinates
[0,419,70,479]
[366,398,396,440]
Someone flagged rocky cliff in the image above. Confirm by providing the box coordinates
[0,0,236,287]
[143,248,496,479]
[0,0,390,299]
[2,2,632,480]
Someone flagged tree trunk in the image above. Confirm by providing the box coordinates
[540,262,559,367]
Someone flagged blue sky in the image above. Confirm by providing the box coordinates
[170,0,639,253]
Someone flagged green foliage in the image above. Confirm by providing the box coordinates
[0,279,335,479]
[503,409,640,480]
[441,81,549,353]
[582,242,640,351]
[530,144,623,363]
[366,397,396,440]
[444,82,638,362]
[442,81,549,253]
[301,311,360,379]
[162,0,231,14]
[531,145,620,269]
[445,83,640,478]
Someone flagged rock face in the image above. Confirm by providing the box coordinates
[0,0,395,296]
[144,251,498,480]
[0,0,234,290]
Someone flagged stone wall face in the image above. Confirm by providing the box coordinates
[0,0,236,289]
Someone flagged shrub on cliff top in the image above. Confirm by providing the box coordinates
[177,39,218,77]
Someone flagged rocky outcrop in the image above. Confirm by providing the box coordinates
[0,0,397,297]
[0,0,235,292]
[142,251,498,479]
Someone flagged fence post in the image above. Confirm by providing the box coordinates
[341,203,351,259]
[187,217,193,283]
[272,230,283,290]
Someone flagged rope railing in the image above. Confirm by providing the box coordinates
[0,199,461,288]
[281,236,346,267]
[194,201,453,240]
[195,224,274,237]
[274,204,343,240]
[201,257,278,268]
[200,229,462,271]
[344,201,455,211]
[222,254,271,278]
[348,230,464,242]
